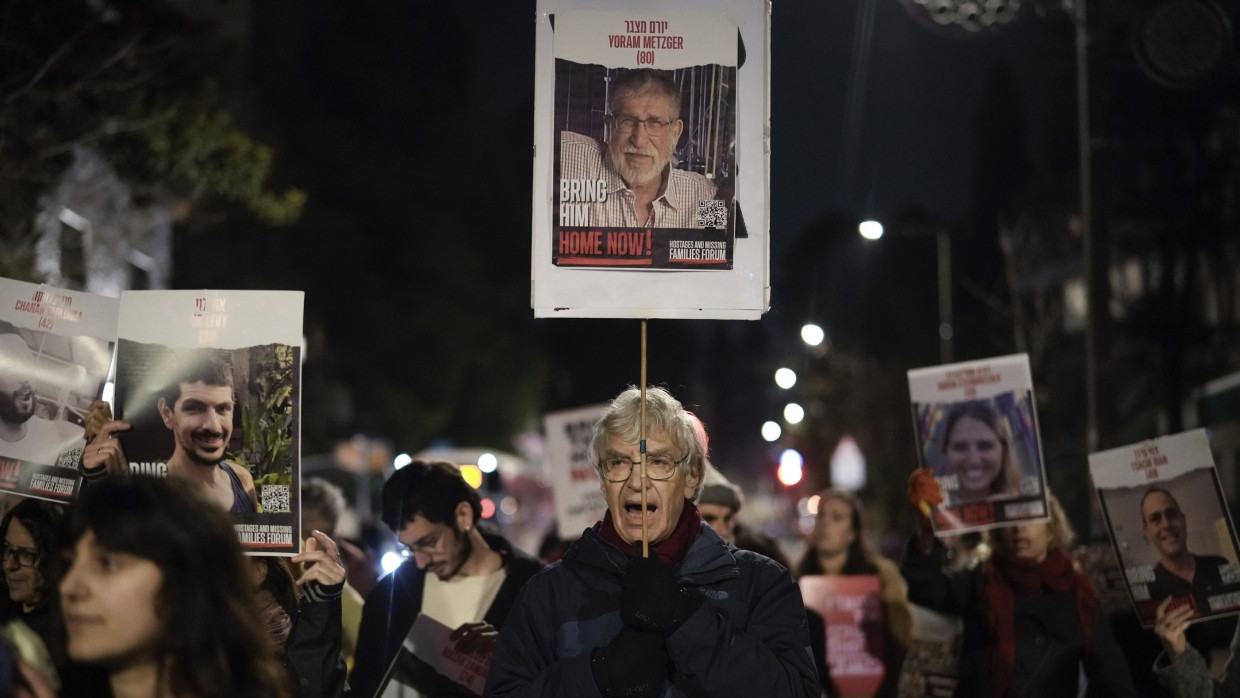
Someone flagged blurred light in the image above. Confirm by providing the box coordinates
[761,421,782,442]
[777,448,803,487]
[783,403,805,425]
[805,494,822,516]
[480,497,496,519]
[801,323,825,347]
[830,435,867,492]
[478,452,499,473]
[500,496,519,516]
[774,367,797,389]
[380,551,405,575]
[859,219,884,240]
[393,453,412,469]
[459,464,483,489]
[102,381,115,405]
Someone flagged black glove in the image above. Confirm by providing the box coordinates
[621,552,704,635]
[590,627,669,698]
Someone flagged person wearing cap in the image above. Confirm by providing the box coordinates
[486,386,818,697]
[697,480,743,545]
[0,331,82,466]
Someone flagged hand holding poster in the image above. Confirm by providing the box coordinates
[0,278,117,503]
[1089,429,1240,627]
[376,614,489,698]
[114,290,303,554]
[907,354,1049,535]
[800,575,886,697]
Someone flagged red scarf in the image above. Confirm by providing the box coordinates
[600,501,702,566]
[984,549,1100,697]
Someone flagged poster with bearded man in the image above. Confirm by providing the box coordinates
[113,290,304,554]
[0,278,116,503]
[551,12,738,270]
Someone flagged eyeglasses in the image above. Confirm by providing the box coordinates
[598,454,688,482]
[2,544,39,568]
[607,115,675,138]
[400,526,445,556]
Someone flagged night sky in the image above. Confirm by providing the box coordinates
[165,0,1237,505]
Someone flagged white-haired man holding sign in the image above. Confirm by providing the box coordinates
[486,386,818,697]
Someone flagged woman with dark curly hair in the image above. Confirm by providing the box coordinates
[0,498,65,647]
[56,475,289,698]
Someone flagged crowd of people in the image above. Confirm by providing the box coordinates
[0,382,1238,697]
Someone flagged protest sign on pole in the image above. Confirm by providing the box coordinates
[114,290,303,554]
[907,353,1049,535]
[0,278,117,503]
[543,403,609,540]
[1090,428,1240,627]
[532,0,770,319]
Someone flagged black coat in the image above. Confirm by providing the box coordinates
[350,531,542,698]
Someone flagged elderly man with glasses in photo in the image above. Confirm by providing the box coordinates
[558,68,720,229]
[485,386,818,698]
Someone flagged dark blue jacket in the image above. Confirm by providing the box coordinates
[484,522,820,697]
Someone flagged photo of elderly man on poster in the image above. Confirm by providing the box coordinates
[557,67,731,231]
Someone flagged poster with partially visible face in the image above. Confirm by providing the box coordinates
[907,354,1049,535]
[114,290,303,555]
[0,278,117,503]
[532,0,771,319]
[1090,429,1240,628]
[543,403,609,539]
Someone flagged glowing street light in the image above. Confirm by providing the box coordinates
[801,323,825,347]
[777,448,804,487]
[859,219,884,240]
[761,421,782,442]
[774,367,797,389]
[783,403,805,425]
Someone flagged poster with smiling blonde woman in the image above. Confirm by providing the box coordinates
[907,354,1049,535]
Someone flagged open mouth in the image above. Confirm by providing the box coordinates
[625,502,656,515]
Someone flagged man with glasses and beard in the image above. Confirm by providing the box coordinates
[558,68,719,229]
[350,459,542,698]
[0,331,83,466]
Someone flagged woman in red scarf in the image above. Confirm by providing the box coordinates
[902,469,1135,697]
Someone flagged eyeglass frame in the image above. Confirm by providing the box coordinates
[605,114,678,138]
[597,453,691,482]
[1,543,40,568]
[398,524,448,557]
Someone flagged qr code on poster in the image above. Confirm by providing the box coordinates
[261,484,291,513]
[696,200,727,229]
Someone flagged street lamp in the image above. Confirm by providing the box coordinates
[859,219,953,363]
[774,367,797,389]
[800,323,826,347]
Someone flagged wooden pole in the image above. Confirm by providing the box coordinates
[640,319,649,557]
